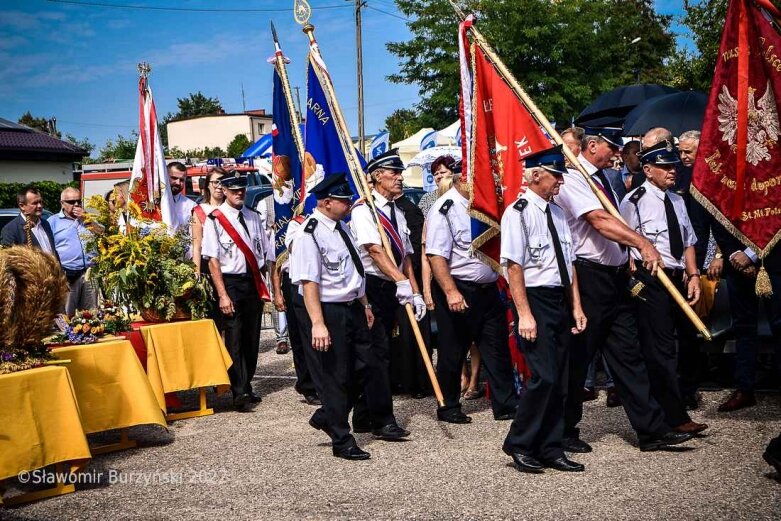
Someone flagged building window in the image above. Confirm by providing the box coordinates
[257,123,265,134]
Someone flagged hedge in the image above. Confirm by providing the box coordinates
[0,181,79,214]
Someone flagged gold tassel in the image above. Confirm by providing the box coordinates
[755,261,773,298]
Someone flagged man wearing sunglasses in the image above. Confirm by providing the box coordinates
[48,187,104,316]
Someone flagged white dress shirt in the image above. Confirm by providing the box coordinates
[555,154,627,267]
[171,193,197,231]
[351,190,414,280]
[500,189,575,287]
[202,202,275,275]
[620,180,697,270]
[290,209,366,303]
[425,186,497,284]
[279,218,303,274]
[24,215,54,254]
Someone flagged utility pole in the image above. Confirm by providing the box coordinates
[354,0,366,151]
[241,82,247,112]
[293,86,303,121]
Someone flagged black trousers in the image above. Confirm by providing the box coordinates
[635,267,694,427]
[432,279,517,417]
[298,300,373,450]
[564,260,668,443]
[281,272,316,397]
[394,307,433,395]
[351,275,398,429]
[504,287,570,460]
[292,288,329,429]
[219,275,263,398]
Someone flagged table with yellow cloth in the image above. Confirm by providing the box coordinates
[50,340,167,435]
[140,319,232,417]
[0,366,91,504]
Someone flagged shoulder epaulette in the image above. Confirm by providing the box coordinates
[628,186,646,205]
[439,199,454,215]
[304,219,319,234]
[207,213,217,221]
[513,198,528,212]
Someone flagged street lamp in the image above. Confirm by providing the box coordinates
[630,36,642,83]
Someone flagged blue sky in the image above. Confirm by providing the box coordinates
[1,0,688,156]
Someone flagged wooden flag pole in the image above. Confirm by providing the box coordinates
[297,15,445,405]
[456,13,711,340]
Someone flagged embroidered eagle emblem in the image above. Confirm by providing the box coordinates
[717,80,780,166]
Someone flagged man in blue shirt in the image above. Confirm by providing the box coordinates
[48,187,103,316]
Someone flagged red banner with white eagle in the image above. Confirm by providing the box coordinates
[459,16,552,270]
[692,0,781,258]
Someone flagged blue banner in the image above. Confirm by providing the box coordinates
[271,67,303,258]
[303,55,364,213]
[369,131,390,158]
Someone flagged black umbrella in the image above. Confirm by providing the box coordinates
[622,91,708,137]
[575,83,680,127]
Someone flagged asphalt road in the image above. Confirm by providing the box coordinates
[4,330,780,520]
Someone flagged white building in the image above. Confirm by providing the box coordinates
[167,109,273,153]
[0,118,86,183]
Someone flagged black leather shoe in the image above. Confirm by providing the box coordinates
[503,448,544,473]
[437,409,472,424]
[543,456,585,472]
[233,393,252,412]
[333,445,370,461]
[763,449,781,475]
[411,391,428,399]
[606,388,621,408]
[494,413,515,421]
[352,423,372,433]
[308,418,333,437]
[303,394,321,406]
[562,437,593,453]
[372,423,410,440]
[249,392,262,404]
[640,431,693,452]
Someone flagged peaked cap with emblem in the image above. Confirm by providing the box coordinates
[366,148,405,173]
[310,172,355,200]
[523,144,567,175]
[583,126,623,148]
[220,170,249,189]
[640,139,681,165]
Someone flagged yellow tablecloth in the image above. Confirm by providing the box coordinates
[0,366,91,481]
[141,319,232,413]
[51,340,167,434]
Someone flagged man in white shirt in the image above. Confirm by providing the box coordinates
[556,127,693,453]
[620,139,707,436]
[202,172,274,411]
[426,161,518,424]
[500,146,587,474]
[168,161,196,235]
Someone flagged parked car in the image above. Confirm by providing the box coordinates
[0,208,54,231]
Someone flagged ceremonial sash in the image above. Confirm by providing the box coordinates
[355,201,404,266]
[211,209,270,302]
[193,204,207,225]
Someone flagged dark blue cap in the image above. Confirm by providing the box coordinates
[583,126,623,148]
[640,140,680,166]
[220,170,248,190]
[310,172,355,200]
[523,144,567,175]
[366,148,405,173]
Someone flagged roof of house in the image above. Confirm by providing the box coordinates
[167,109,272,124]
[0,117,88,162]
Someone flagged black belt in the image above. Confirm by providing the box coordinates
[64,268,86,280]
[223,273,252,280]
[323,299,360,307]
[638,265,685,279]
[574,258,627,275]
[454,278,496,290]
[366,274,395,287]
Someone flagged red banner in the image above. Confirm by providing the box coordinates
[459,18,552,269]
[692,0,781,257]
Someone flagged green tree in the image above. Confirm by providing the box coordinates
[98,132,138,162]
[172,91,223,120]
[388,0,676,126]
[227,134,252,157]
[667,0,728,91]
[65,134,94,155]
[384,108,421,143]
[17,111,61,138]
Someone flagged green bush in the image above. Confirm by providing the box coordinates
[0,181,79,213]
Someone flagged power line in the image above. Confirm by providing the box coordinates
[366,5,411,22]
[45,0,349,13]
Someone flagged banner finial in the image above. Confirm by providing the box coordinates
[293,0,311,26]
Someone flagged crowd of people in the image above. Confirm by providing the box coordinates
[1,125,779,475]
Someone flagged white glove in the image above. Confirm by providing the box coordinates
[412,293,426,321]
[395,279,414,305]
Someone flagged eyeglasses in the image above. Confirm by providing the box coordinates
[209,180,223,186]
[62,199,82,206]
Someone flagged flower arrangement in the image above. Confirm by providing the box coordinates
[50,304,131,345]
[84,195,211,321]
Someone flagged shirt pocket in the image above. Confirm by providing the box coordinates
[641,217,667,245]
[528,234,549,261]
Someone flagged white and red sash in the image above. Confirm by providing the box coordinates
[211,209,270,301]
[354,201,404,266]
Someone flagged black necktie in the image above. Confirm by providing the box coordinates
[546,205,571,289]
[388,201,398,230]
[594,169,618,209]
[664,193,684,260]
[336,223,365,277]
[237,211,249,234]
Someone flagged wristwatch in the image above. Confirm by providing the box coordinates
[364,303,373,310]
[715,252,723,259]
